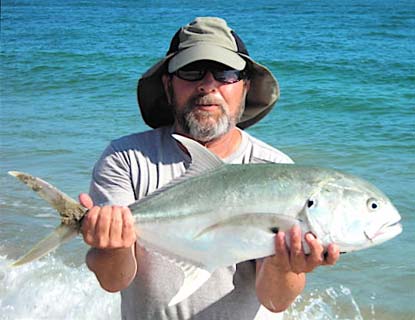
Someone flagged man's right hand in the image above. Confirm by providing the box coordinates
[79,193,136,249]
[78,193,138,292]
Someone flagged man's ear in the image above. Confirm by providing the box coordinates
[244,79,251,92]
[162,74,172,105]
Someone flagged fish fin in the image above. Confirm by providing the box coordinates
[8,171,86,225]
[172,134,225,175]
[194,213,300,239]
[130,135,225,211]
[12,224,78,266]
[8,171,87,266]
[168,263,212,306]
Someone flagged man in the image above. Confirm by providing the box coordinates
[80,17,340,319]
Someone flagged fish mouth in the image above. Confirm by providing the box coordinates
[364,219,403,242]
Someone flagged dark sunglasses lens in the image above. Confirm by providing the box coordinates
[175,64,246,83]
[176,69,205,81]
[213,70,243,84]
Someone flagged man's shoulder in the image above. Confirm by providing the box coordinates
[103,127,180,161]
[101,126,184,167]
[109,127,170,152]
[244,131,294,164]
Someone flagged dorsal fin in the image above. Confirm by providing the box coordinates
[130,135,225,211]
[172,134,225,176]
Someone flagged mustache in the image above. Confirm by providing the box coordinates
[191,95,225,107]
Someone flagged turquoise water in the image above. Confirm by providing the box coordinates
[1,0,414,319]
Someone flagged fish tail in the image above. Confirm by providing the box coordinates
[8,171,87,266]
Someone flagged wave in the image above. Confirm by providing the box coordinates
[0,254,121,320]
[0,254,393,320]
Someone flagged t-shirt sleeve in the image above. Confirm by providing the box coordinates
[247,134,295,165]
[89,143,136,207]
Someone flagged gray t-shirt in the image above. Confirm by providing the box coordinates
[90,126,293,320]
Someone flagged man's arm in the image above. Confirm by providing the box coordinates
[80,193,138,292]
[256,225,340,312]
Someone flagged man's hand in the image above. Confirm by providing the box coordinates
[79,193,136,249]
[256,225,340,313]
[78,193,138,292]
[270,224,340,274]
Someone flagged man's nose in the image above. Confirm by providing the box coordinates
[197,71,219,93]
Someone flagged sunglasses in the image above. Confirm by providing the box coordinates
[173,63,248,84]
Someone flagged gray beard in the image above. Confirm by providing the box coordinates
[175,99,245,142]
[168,80,247,142]
[180,107,231,142]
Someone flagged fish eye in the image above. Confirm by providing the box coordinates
[269,227,279,234]
[367,198,380,211]
[307,198,316,208]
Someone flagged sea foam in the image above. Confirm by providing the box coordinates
[0,255,120,320]
[0,253,372,320]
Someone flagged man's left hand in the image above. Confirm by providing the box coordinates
[255,225,340,312]
[267,224,340,274]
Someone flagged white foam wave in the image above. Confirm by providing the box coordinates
[285,285,365,320]
[0,254,370,320]
[0,255,120,320]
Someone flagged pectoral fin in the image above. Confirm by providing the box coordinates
[194,213,300,239]
[168,263,212,306]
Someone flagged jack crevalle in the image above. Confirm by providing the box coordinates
[9,135,402,306]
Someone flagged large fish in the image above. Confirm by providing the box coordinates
[9,135,402,306]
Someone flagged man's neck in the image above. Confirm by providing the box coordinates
[174,126,242,159]
[200,127,242,159]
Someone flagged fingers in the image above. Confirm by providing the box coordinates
[303,233,325,272]
[268,231,290,272]
[94,206,112,246]
[79,193,94,209]
[122,207,137,244]
[256,231,291,279]
[275,231,289,261]
[289,225,307,273]
[81,205,99,244]
[109,207,123,245]
[278,226,340,274]
[81,205,136,249]
[323,243,340,266]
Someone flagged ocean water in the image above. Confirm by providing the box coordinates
[0,0,414,319]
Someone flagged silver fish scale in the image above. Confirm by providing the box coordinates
[129,163,339,223]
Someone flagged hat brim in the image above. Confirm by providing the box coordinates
[238,54,280,128]
[137,54,279,130]
[168,44,246,73]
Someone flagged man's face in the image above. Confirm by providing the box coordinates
[163,61,250,142]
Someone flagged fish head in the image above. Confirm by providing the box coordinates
[303,173,402,253]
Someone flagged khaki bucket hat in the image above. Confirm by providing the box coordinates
[137,17,279,129]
